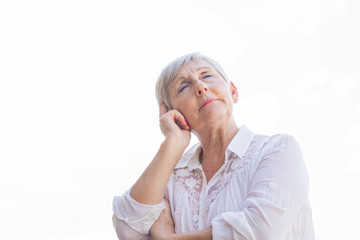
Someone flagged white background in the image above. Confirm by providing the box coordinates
[0,0,359,239]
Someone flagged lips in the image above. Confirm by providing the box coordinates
[199,98,217,111]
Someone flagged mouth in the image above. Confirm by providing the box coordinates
[199,98,217,111]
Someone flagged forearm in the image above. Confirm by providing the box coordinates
[130,137,186,205]
[172,227,212,240]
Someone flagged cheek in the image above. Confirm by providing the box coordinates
[173,100,197,120]
[172,99,188,111]
[221,86,233,101]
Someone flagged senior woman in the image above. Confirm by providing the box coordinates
[112,53,315,239]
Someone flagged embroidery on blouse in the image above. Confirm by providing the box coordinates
[206,135,265,208]
[173,134,271,229]
[173,168,203,229]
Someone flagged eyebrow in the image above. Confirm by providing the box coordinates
[197,67,211,72]
[173,67,212,85]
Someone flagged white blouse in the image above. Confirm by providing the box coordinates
[113,126,315,239]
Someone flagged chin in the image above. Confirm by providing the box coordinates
[203,109,231,125]
[208,106,231,118]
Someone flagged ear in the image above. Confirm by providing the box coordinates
[230,81,238,103]
[159,102,169,117]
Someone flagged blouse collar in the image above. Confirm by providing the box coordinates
[174,125,255,171]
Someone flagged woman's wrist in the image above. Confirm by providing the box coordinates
[163,135,189,152]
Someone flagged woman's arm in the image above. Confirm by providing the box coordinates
[112,104,191,239]
[112,214,151,240]
[130,136,188,205]
[150,199,212,240]
[173,229,212,240]
[112,189,165,239]
[130,103,191,205]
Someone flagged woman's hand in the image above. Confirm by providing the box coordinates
[159,103,191,149]
[150,199,175,240]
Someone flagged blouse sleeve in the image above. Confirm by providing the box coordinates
[112,189,165,239]
[211,135,310,240]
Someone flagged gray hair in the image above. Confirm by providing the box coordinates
[155,52,230,109]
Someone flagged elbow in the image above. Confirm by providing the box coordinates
[112,214,123,239]
[112,214,132,240]
[112,214,147,240]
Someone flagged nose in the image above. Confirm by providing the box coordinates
[195,81,209,96]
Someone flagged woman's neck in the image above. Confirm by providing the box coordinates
[194,117,239,182]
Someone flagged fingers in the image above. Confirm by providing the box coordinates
[173,111,190,131]
[159,105,190,133]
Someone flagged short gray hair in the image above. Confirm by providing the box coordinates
[155,52,230,109]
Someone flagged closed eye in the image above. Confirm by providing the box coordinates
[178,84,189,93]
[201,72,212,79]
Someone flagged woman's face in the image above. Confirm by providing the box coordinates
[168,59,238,130]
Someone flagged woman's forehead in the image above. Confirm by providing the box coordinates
[180,59,213,72]
[175,59,214,79]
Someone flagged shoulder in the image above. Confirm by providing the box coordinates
[230,127,301,162]
[241,133,299,154]
[261,134,301,154]
[257,134,307,176]
[244,133,305,172]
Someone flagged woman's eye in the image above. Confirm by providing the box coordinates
[179,84,188,93]
[202,73,212,79]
